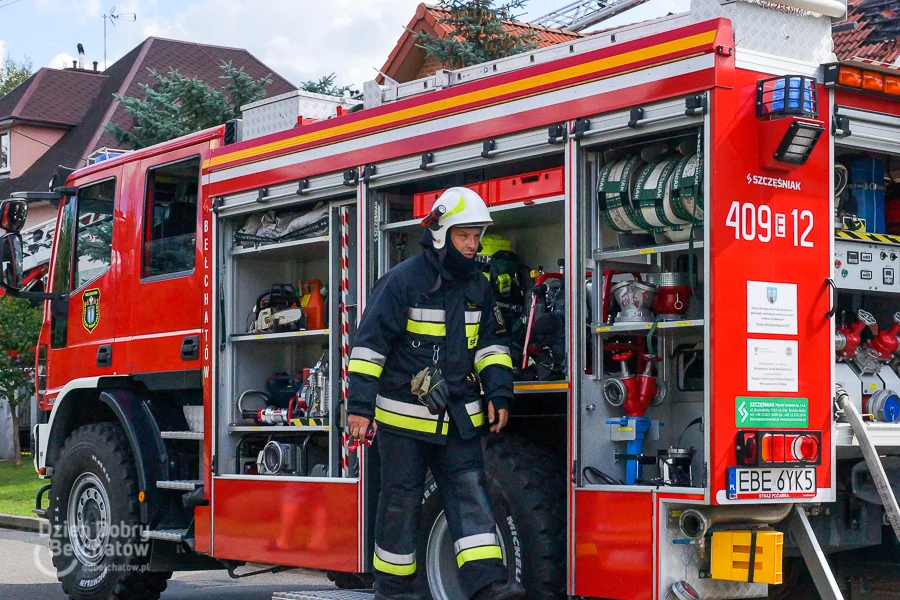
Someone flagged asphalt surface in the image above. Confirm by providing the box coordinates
[0,527,337,600]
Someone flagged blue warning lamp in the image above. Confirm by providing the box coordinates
[757,75,818,118]
[757,75,823,169]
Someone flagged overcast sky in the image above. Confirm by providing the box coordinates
[0,0,689,90]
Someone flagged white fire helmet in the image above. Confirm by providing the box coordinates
[423,187,493,250]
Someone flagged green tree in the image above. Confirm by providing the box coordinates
[105,61,272,150]
[0,55,33,97]
[413,0,539,70]
[300,73,356,97]
[0,296,42,467]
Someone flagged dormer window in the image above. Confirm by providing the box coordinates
[0,131,9,174]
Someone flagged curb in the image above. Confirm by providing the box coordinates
[0,513,46,533]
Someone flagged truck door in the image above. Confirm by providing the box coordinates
[45,173,121,393]
[121,151,203,379]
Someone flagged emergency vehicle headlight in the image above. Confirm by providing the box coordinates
[886,76,900,96]
[837,66,862,88]
[863,71,885,93]
[773,121,824,165]
[757,75,818,118]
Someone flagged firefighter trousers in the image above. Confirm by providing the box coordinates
[373,424,506,599]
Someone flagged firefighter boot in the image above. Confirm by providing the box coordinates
[470,580,527,600]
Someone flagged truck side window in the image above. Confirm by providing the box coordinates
[143,157,200,278]
[73,179,116,289]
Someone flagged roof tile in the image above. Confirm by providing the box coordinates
[834,0,900,63]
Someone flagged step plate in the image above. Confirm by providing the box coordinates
[157,480,202,491]
[272,592,375,600]
[142,528,189,542]
[161,431,203,440]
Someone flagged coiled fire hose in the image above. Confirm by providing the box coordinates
[836,388,900,541]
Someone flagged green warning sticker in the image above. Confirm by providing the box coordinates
[735,397,808,428]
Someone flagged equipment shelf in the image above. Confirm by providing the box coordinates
[594,319,704,334]
[513,381,569,394]
[381,194,565,231]
[592,240,704,261]
[230,235,329,260]
[230,329,329,343]
[228,424,329,433]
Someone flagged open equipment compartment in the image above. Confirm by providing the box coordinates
[830,85,900,451]
[214,175,358,480]
[576,94,708,491]
[365,123,571,450]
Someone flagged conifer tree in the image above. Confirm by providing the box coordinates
[300,73,356,97]
[414,0,539,69]
[105,61,271,149]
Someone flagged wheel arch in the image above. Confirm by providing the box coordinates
[45,378,169,523]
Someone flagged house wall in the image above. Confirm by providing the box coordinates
[415,54,445,80]
[9,124,67,178]
[24,200,58,230]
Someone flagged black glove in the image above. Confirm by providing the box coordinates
[411,366,449,415]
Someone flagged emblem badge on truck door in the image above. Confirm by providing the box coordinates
[82,288,100,333]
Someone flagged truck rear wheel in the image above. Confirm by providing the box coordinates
[49,423,172,600]
[417,434,566,600]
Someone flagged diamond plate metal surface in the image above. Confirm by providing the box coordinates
[659,504,768,599]
[272,592,374,600]
[241,90,361,141]
[363,80,383,110]
[691,0,835,65]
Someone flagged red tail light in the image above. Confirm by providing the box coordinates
[736,431,821,466]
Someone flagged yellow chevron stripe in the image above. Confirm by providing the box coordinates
[835,230,900,244]
[204,30,717,170]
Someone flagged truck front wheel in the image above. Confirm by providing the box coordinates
[417,434,566,600]
[49,423,172,600]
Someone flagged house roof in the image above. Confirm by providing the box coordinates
[378,2,585,83]
[93,37,296,150]
[0,37,296,199]
[834,0,900,63]
[0,68,106,127]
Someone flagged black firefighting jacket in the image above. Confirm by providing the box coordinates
[347,238,514,444]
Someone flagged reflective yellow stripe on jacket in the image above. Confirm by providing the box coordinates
[407,307,446,337]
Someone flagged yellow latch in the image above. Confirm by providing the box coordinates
[710,530,783,585]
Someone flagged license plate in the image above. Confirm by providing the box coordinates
[727,467,816,500]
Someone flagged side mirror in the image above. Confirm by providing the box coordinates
[0,199,27,233]
[0,233,23,290]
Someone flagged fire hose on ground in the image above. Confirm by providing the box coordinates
[836,387,900,542]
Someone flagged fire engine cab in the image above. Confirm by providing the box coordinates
[4,0,900,598]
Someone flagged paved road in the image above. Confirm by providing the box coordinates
[0,527,336,600]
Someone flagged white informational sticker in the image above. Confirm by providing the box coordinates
[747,281,798,335]
[747,338,799,392]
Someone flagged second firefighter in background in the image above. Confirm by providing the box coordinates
[346,187,525,600]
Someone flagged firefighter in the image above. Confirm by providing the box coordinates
[347,187,523,600]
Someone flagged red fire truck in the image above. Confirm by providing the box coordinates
[4,0,900,598]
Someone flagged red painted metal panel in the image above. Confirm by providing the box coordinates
[205,19,728,174]
[116,142,210,376]
[574,490,654,599]
[42,167,124,402]
[212,478,359,571]
[205,69,717,198]
[194,505,211,554]
[708,72,833,503]
[834,87,900,117]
